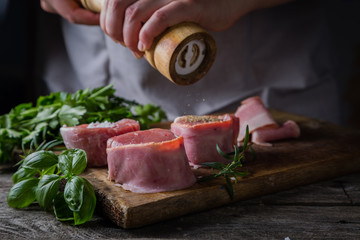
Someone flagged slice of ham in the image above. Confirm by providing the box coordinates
[171,114,237,167]
[107,128,196,193]
[235,96,278,142]
[252,120,301,146]
[60,119,140,167]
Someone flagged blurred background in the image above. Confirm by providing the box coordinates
[0,0,40,113]
[0,0,359,128]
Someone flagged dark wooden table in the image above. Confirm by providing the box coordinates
[1,168,359,239]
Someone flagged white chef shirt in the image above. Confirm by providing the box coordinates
[41,0,358,123]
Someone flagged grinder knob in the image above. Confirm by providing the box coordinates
[80,0,216,85]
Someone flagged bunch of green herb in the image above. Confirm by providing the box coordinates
[199,125,254,200]
[0,84,167,163]
[7,140,96,225]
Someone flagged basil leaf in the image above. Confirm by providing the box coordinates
[58,149,87,176]
[64,176,84,212]
[73,177,96,225]
[22,150,58,170]
[43,164,57,175]
[36,174,60,209]
[7,178,39,208]
[53,192,74,221]
[12,167,38,184]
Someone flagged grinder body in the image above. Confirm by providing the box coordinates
[80,0,216,85]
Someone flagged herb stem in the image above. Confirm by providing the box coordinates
[200,125,253,200]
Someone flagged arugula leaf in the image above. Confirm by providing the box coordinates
[133,104,167,129]
[2,129,23,139]
[21,122,48,146]
[21,107,59,127]
[0,84,167,164]
[0,141,18,163]
[58,105,86,126]
[7,178,39,208]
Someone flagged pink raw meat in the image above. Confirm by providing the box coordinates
[235,96,278,142]
[60,119,140,167]
[171,114,237,167]
[107,128,196,193]
[252,120,301,146]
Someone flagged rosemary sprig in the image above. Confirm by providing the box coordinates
[199,125,253,200]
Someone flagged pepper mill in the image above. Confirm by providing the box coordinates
[80,0,217,85]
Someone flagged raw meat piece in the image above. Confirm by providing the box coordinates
[235,96,278,142]
[252,120,301,146]
[171,114,236,166]
[60,119,140,167]
[107,128,196,193]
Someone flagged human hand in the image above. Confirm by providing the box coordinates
[100,0,252,58]
[100,0,292,58]
[40,0,100,25]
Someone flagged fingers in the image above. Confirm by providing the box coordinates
[66,8,100,25]
[122,0,170,57]
[40,0,57,13]
[101,0,135,46]
[100,0,166,57]
[138,1,199,52]
[41,0,100,25]
[101,0,201,58]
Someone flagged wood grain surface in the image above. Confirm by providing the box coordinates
[1,171,359,239]
[81,110,360,229]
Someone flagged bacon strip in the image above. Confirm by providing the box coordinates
[60,119,139,167]
[107,129,196,193]
[171,114,236,167]
[235,96,278,142]
[252,120,301,146]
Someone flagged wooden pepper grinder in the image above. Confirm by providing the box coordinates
[80,0,217,85]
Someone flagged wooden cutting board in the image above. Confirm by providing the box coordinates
[82,110,360,229]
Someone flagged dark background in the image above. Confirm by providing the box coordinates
[0,0,359,128]
[0,0,46,114]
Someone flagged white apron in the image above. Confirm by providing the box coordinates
[42,1,352,123]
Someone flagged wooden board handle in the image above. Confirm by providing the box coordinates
[80,0,216,85]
